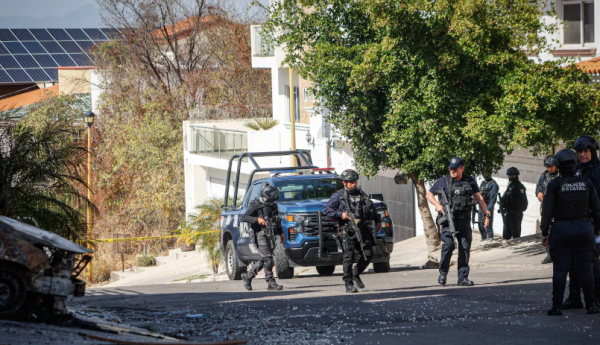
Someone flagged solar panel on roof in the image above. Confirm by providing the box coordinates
[58,41,82,53]
[0,55,20,69]
[65,29,90,40]
[47,29,72,41]
[0,69,12,82]
[29,29,54,41]
[10,29,36,41]
[44,68,58,80]
[26,69,51,81]
[33,55,58,67]
[0,29,18,41]
[40,41,64,53]
[83,28,107,40]
[76,41,95,52]
[14,55,40,68]
[6,69,33,82]
[4,42,28,54]
[22,41,47,54]
[0,43,8,55]
[51,54,75,66]
[70,53,93,66]
[100,28,122,39]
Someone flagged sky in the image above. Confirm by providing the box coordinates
[0,0,269,28]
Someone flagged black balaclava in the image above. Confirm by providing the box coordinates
[484,175,493,181]
[509,176,519,183]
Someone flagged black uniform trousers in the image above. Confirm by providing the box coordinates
[247,231,276,285]
[503,211,523,240]
[342,226,374,285]
[567,243,600,294]
[439,215,472,280]
[549,220,596,307]
[477,209,494,239]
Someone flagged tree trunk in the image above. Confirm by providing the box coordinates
[409,172,442,253]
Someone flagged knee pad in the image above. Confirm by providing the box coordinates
[264,256,274,270]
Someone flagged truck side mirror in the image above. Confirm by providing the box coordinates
[369,194,384,202]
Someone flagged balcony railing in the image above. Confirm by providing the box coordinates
[190,125,248,158]
[252,25,274,57]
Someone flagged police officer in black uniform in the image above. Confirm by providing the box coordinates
[241,184,284,291]
[426,157,490,286]
[541,149,600,315]
[477,175,498,240]
[323,169,382,293]
[536,155,560,264]
[562,136,600,309]
[500,167,528,240]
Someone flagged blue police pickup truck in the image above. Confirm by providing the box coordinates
[220,150,394,280]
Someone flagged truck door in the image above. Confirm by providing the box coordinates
[237,182,267,259]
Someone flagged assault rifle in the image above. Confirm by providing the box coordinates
[497,192,507,227]
[435,189,457,242]
[339,194,368,259]
[263,210,282,249]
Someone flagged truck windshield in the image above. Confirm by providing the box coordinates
[275,177,343,201]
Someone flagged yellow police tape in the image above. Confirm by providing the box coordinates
[78,231,219,244]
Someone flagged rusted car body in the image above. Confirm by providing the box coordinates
[0,216,92,318]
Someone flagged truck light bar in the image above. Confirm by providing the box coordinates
[269,168,336,174]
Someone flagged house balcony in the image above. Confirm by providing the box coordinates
[251,25,275,69]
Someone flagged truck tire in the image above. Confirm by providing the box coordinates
[274,241,294,279]
[373,261,391,273]
[316,265,336,276]
[0,267,28,319]
[225,241,245,280]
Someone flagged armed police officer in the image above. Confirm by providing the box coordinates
[323,169,381,293]
[426,157,490,286]
[536,155,560,264]
[477,175,498,240]
[241,184,284,291]
[499,167,528,240]
[541,149,600,315]
[562,136,600,309]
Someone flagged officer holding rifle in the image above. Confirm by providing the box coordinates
[426,157,490,286]
[241,184,284,291]
[324,169,382,293]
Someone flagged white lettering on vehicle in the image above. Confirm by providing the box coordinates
[239,222,250,238]
[561,182,587,192]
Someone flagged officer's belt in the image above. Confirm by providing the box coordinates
[553,217,589,223]
[452,212,470,219]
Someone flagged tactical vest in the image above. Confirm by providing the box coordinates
[480,180,495,204]
[342,188,374,221]
[541,171,559,194]
[576,159,600,179]
[446,176,476,213]
[553,176,589,221]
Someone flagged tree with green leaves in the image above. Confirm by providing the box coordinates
[180,198,224,274]
[0,95,95,240]
[260,0,600,252]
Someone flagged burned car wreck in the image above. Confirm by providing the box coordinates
[0,216,92,319]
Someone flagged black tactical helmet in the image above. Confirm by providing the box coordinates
[574,135,599,157]
[555,149,578,175]
[543,155,557,168]
[340,169,359,182]
[506,167,520,176]
[260,184,279,203]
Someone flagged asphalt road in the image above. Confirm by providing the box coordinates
[60,265,600,345]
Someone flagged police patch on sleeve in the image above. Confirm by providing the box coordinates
[561,181,587,192]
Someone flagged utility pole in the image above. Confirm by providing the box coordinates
[289,67,297,166]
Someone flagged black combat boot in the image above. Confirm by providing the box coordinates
[242,273,252,291]
[562,288,584,309]
[345,283,358,293]
[458,278,475,286]
[547,306,563,316]
[586,304,599,315]
[354,276,365,289]
[267,283,283,291]
[438,273,447,286]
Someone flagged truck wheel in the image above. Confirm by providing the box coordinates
[373,261,391,273]
[316,265,336,276]
[225,241,245,280]
[0,267,28,319]
[274,241,294,279]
